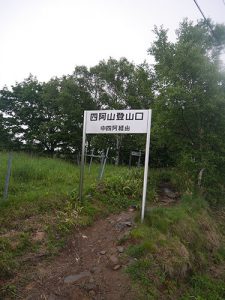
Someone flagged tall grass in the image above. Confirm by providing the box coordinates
[1,152,224,299]
[0,153,79,228]
[126,195,225,299]
[0,152,145,284]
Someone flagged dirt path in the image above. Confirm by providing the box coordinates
[20,209,138,300]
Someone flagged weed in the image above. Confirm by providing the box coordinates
[127,258,152,285]
[126,194,225,298]
[0,284,18,298]
[127,241,155,258]
[214,246,225,263]
[16,232,33,254]
[182,275,225,300]
[89,168,144,211]
[126,258,158,299]
[0,238,16,278]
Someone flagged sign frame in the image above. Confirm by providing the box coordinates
[79,109,152,222]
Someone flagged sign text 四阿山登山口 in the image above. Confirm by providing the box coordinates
[85,110,149,134]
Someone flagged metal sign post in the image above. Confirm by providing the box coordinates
[141,111,152,222]
[79,109,152,222]
[79,111,87,201]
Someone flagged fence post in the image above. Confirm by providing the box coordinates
[98,150,105,179]
[99,148,109,180]
[88,149,94,173]
[138,150,141,167]
[3,152,13,201]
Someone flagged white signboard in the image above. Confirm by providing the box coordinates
[85,110,150,134]
[79,109,152,223]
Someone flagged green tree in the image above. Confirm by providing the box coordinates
[0,75,43,151]
[149,19,225,199]
[89,58,155,163]
[0,72,98,155]
[0,113,13,150]
[58,72,97,153]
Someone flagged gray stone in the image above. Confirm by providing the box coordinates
[109,255,119,266]
[124,221,132,227]
[100,250,106,255]
[113,264,121,270]
[115,223,124,230]
[163,187,176,199]
[85,282,97,291]
[90,266,101,274]
[128,207,135,212]
[117,246,124,253]
[128,205,137,212]
[64,271,91,283]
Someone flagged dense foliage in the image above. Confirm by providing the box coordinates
[0,19,225,201]
[150,20,225,202]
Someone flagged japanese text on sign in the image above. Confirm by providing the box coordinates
[90,112,144,122]
[85,110,149,134]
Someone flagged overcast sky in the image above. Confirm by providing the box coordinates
[0,0,224,88]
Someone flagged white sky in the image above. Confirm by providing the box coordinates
[0,0,224,88]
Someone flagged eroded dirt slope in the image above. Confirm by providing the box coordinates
[21,210,138,300]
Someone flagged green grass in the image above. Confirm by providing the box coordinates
[126,195,225,299]
[182,275,225,300]
[0,152,145,283]
[1,152,225,299]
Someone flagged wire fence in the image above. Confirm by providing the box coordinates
[0,147,145,202]
[0,152,13,201]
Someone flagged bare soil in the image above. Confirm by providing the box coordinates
[16,210,139,300]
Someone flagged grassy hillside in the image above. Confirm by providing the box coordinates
[1,152,225,299]
[0,152,143,283]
